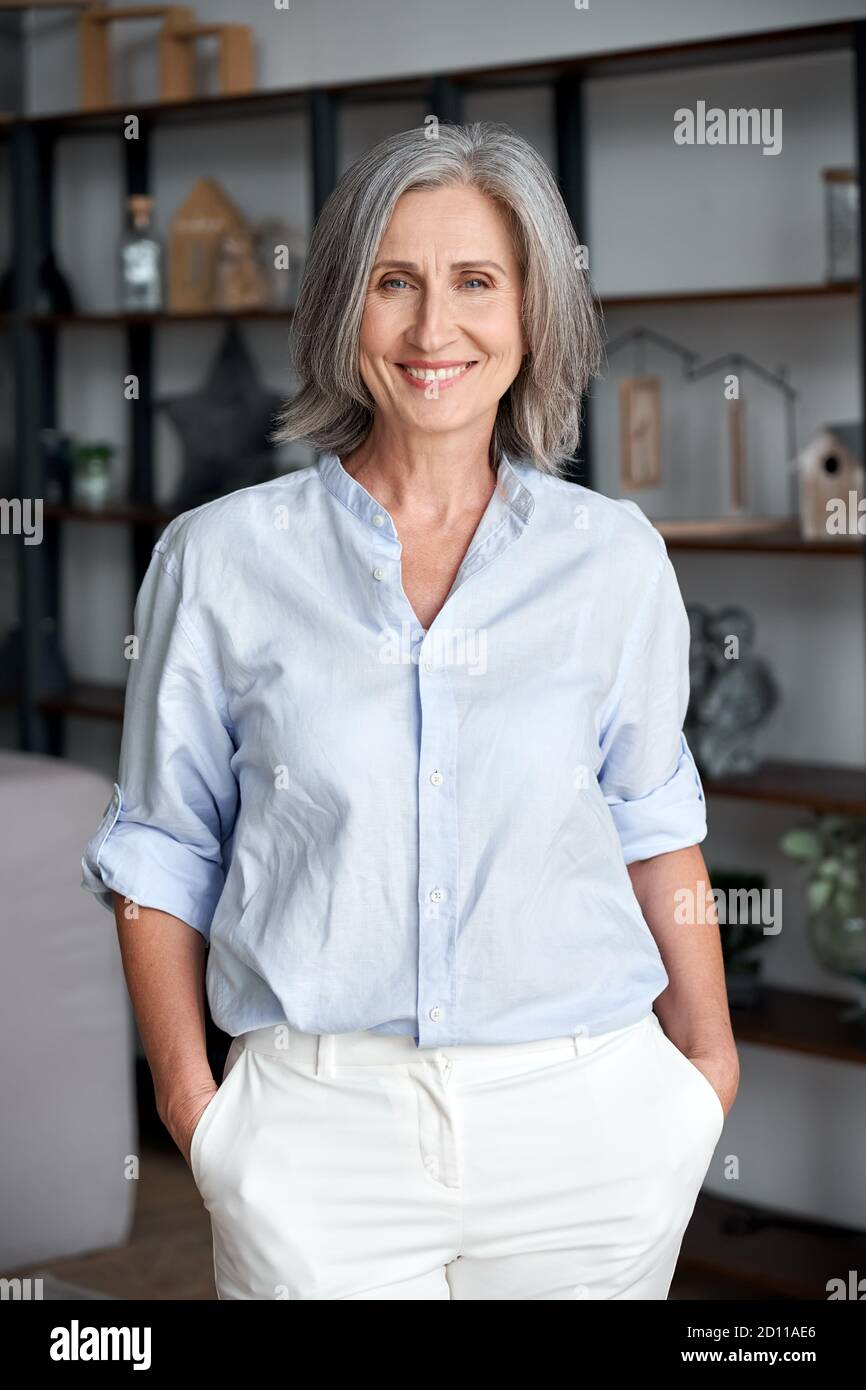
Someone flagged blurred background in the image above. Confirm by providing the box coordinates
[2,0,866,1301]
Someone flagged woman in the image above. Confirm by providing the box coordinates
[81,122,739,1301]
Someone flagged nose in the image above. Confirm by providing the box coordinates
[407,282,459,354]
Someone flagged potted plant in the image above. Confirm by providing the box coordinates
[71,441,115,509]
[780,814,866,1023]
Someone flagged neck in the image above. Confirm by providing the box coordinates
[342,423,499,524]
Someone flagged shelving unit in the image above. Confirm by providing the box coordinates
[3,17,866,1291]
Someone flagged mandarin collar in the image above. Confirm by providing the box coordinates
[317,451,535,540]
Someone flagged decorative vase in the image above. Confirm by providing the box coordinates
[807,895,866,1023]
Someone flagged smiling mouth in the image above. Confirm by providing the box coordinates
[395,361,478,387]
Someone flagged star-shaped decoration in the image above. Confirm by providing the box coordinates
[157,323,286,507]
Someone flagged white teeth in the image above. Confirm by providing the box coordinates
[402,363,472,381]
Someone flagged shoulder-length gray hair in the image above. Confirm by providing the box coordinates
[271,120,604,476]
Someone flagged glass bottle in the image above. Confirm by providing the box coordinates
[119,195,162,311]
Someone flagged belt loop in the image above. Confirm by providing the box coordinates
[316,1033,335,1078]
[573,1024,590,1057]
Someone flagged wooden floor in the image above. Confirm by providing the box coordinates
[6,1141,764,1300]
[12,1144,218,1301]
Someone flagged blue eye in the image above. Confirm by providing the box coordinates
[381,278,411,290]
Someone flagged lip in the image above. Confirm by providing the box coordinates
[394,360,478,392]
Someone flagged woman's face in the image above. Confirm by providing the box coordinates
[358,184,527,442]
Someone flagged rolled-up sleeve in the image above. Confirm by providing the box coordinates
[597,536,707,865]
[80,540,238,939]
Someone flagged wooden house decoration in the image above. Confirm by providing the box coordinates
[167,177,265,312]
[79,3,254,112]
[795,423,864,540]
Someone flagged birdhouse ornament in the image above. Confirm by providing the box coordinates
[796,423,865,540]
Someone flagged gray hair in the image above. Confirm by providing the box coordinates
[270,121,604,476]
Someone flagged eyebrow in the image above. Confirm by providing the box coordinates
[370,260,508,276]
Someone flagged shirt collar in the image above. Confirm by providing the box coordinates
[317,450,535,538]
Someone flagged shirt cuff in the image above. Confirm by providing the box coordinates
[80,782,223,941]
[605,733,708,865]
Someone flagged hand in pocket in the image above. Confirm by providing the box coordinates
[683,1052,735,1121]
[169,1082,219,1170]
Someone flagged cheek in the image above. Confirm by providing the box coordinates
[358,302,391,359]
[472,304,525,364]
[360,296,410,348]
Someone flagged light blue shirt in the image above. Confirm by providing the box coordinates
[81,451,707,1047]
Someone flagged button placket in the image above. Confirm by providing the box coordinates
[354,458,534,1052]
[415,638,460,1047]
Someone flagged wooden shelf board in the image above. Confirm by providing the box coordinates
[657,519,863,555]
[36,682,126,721]
[43,501,177,526]
[703,759,866,814]
[730,986,866,1065]
[30,505,866,562]
[2,285,858,332]
[26,308,294,326]
[601,280,859,307]
[680,1191,866,1299]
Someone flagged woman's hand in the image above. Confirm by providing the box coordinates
[687,1047,740,1120]
[110,896,220,1170]
[163,1081,219,1170]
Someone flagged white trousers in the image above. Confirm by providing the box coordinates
[189,1010,725,1300]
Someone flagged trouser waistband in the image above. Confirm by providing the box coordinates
[232,1013,654,1077]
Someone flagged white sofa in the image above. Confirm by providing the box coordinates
[0,750,137,1270]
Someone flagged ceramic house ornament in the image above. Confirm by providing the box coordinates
[796,423,865,540]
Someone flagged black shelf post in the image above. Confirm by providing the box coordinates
[854,21,866,756]
[554,71,593,490]
[11,123,54,753]
[430,76,463,126]
[122,118,156,589]
[309,89,337,219]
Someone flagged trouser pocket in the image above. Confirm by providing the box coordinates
[649,1013,725,1164]
[189,1039,247,1191]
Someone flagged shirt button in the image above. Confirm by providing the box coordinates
[372,566,386,581]
[429,887,445,903]
[372,513,385,527]
[430,771,444,786]
[429,1006,442,1022]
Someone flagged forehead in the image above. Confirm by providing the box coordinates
[379,186,517,256]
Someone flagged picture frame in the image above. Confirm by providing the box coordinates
[619,375,662,489]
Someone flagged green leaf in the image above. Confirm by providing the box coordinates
[817,815,851,836]
[781,829,823,860]
[807,878,834,911]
